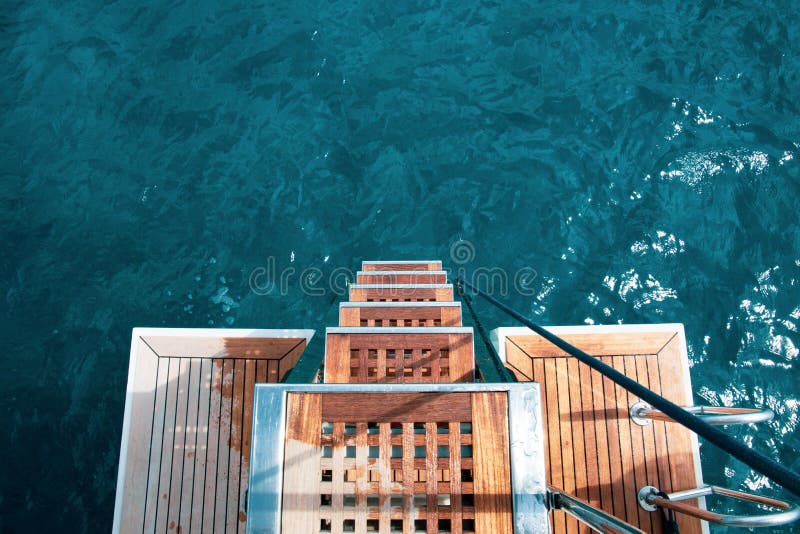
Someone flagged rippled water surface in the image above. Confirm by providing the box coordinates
[2,1,799,531]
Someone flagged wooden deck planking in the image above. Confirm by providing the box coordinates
[116,333,309,534]
[156,357,181,533]
[566,357,590,533]
[189,358,212,534]
[281,393,322,533]
[179,358,201,531]
[472,392,513,534]
[502,328,703,534]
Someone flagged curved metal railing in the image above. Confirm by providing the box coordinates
[638,485,800,527]
[630,401,774,426]
[549,486,645,533]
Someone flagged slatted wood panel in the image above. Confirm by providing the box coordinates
[117,336,308,534]
[503,331,703,534]
[325,333,474,383]
[339,305,462,327]
[281,392,512,534]
[349,285,454,302]
[356,272,448,284]
[362,262,442,271]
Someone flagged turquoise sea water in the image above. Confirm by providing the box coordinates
[2,1,799,531]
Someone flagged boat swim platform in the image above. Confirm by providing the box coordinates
[113,328,314,534]
[113,258,706,533]
[492,324,706,534]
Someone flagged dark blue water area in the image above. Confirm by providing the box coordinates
[2,0,799,531]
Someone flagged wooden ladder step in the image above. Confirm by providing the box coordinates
[324,327,475,383]
[356,270,448,284]
[362,260,442,271]
[339,302,462,327]
[349,284,454,302]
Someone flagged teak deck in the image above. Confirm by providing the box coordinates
[492,325,706,534]
[113,329,314,534]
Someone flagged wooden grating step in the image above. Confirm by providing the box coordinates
[356,270,448,284]
[362,260,442,272]
[245,383,549,534]
[339,302,462,327]
[492,324,705,534]
[324,327,475,383]
[349,284,454,303]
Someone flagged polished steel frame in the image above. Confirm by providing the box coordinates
[246,383,549,534]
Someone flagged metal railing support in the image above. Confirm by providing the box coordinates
[630,401,774,426]
[638,485,800,527]
[548,486,645,533]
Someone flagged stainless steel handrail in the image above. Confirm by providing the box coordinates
[548,486,645,533]
[630,401,774,426]
[638,484,800,527]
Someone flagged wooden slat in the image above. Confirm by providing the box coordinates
[355,422,369,534]
[505,330,704,534]
[611,356,640,527]
[213,359,234,532]
[379,423,392,534]
[449,422,463,534]
[339,305,462,327]
[166,358,191,532]
[634,357,661,534]
[141,336,308,359]
[339,306,360,327]
[507,331,675,358]
[577,361,600,534]
[324,334,351,383]
[238,359,256,532]
[555,357,578,534]
[566,358,589,533]
[322,393,472,423]
[601,356,627,522]
[202,360,222,531]
[332,421,345,534]
[441,306,462,327]
[449,334,474,382]
[544,358,566,532]
[256,360,268,383]
[402,423,414,534]
[426,421,439,533]
[657,337,702,534]
[362,262,441,271]
[349,286,453,302]
[190,358,212,534]
[357,272,447,284]
[267,359,279,383]
[155,358,181,533]
[281,393,322,533]
[226,359,245,533]
[141,353,169,533]
[471,392,513,533]
[178,358,201,531]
